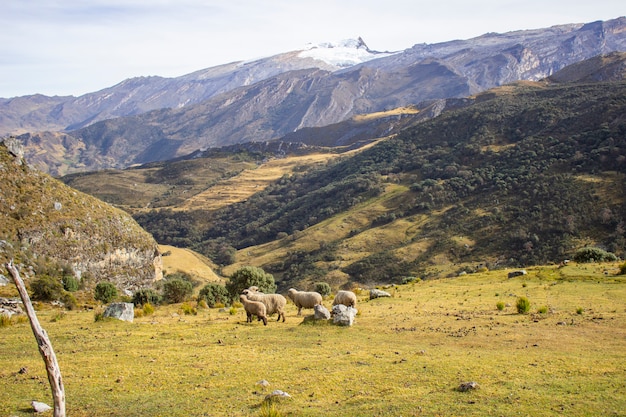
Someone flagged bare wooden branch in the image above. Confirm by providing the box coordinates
[6,261,66,417]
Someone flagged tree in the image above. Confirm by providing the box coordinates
[226,266,276,299]
[197,283,231,307]
[94,282,118,304]
[162,279,193,304]
[314,282,332,297]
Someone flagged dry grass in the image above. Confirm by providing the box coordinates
[160,244,223,286]
[1,264,625,416]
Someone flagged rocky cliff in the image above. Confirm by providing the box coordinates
[0,138,162,293]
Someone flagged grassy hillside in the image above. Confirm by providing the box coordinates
[1,264,624,416]
[127,79,626,290]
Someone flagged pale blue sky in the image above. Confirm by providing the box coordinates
[0,0,624,98]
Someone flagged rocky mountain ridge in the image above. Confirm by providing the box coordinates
[4,17,626,175]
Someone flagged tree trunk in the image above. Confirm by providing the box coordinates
[6,261,66,417]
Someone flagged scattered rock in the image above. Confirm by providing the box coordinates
[103,302,134,322]
[508,270,527,279]
[32,401,52,413]
[0,297,24,317]
[257,379,270,388]
[332,304,357,326]
[458,381,479,392]
[369,289,391,299]
[313,304,331,320]
[265,390,291,400]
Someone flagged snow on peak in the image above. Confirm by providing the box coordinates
[298,37,394,68]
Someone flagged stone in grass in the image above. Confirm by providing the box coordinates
[369,289,391,299]
[32,400,52,413]
[103,302,134,322]
[458,381,479,392]
[313,304,331,320]
[265,390,291,400]
[332,304,357,326]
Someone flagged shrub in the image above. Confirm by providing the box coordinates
[619,262,626,275]
[516,296,531,314]
[31,275,64,302]
[573,247,618,263]
[142,303,155,315]
[576,307,584,315]
[496,301,506,311]
[61,292,77,310]
[133,288,162,306]
[62,275,79,292]
[225,266,276,299]
[162,279,193,304]
[537,305,548,314]
[314,282,332,297]
[198,283,231,307]
[94,282,118,304]
[229,306,237,315]
[0,314,12,327]
[180,302,197,315]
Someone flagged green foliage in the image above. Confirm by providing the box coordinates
[180,302,197,315]
[162,279,193,304]
[132,288,162,306]
[62,275,79,292]
[94,282,118,304]
[496,301,506,311]
[226,266,276,299]
[576,307,584,315]
[620,262,626,275]
[572,247,618,263]
[314,282,332,297]
[198,283,231,307]
[342,251,410,284]
[31,275,64,302]
[537,305,549,314]
[516,296,531,314]
[142,303,155,316]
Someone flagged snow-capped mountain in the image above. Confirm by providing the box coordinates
[3,17,626,175]
[298,37,396,68]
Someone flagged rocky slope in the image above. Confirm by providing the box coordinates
[0,138,162,293]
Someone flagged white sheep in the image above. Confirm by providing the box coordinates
[242,289,286,322]
[239,294,267,325]
[286,288,323,316]
[332,290,357,308]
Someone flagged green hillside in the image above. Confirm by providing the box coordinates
[131,79,626,289]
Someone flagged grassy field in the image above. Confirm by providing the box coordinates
[1,264,625,416]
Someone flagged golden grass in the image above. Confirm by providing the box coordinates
[159,244,222,285]
[1,264,625,416]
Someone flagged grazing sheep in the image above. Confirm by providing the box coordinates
[242,289,286,322]
[332,290,357,308]
[286,288,323,316]
[239,294,267,325]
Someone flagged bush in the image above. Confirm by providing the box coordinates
[537,305,548,314]
[133,288,162,306]
[314,282,332,297]
[62,276,79,292]
[162,279,193,304]
[573,247,618,263]
[496,301,506,311]
[198,283,231,307]
[225,266,276,299]
[31,275,64,302]
[142,303,155,316]
[94,282,118,304]
[516,296,531,314]
[619,262,626,275]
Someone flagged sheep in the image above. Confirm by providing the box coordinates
[332,290,357,308]
[239,294,267,325]
[242,289,286,322]
[286,288,323,316]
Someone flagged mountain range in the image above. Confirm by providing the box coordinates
[2,17,625,175]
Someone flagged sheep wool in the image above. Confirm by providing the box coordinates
[332,290,357,308]
[239,294,268,325]
[242,289,286,322]
[286,288,323,316]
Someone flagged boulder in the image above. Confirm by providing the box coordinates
[103,302,134,322]
[32,400,52,413]
[507,270,527,279]
[313,304,331,320]
[332,304,357,326]
[369,289,391,299]
[0,297,23,317]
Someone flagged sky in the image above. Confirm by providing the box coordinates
[1,0,624,98]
